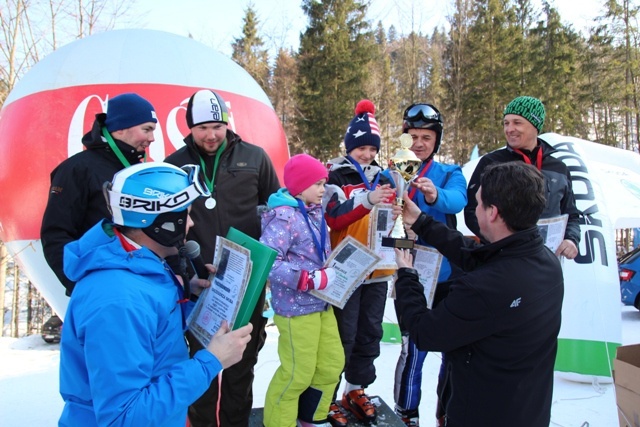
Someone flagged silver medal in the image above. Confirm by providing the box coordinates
[205,197,216,210]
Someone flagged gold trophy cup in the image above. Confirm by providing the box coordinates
[385,133,422,247]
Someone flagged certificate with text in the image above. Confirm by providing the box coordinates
[537,214,568,254]
[412,245,443,309]
[368,203,398,269]
[309,236,381,309]
[390,245,442,308]
[187,237,253,347]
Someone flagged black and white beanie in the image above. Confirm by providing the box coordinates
[186,89,229,128]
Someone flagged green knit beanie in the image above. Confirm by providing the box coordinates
[503,96,545,133]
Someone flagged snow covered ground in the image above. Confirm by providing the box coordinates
[1,304,638,426]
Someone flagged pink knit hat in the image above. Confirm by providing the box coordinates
[284,154,328,196]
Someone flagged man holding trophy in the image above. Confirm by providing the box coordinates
[390,103,467,427]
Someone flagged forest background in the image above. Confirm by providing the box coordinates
[1,0,638,336]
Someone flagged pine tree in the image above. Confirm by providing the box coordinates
[231,5,271,95]
[390,30,429,105]
[366,22,400,164]
[443,0,475,164]
[599,0,640,151]
[528,3,586,137]
[426,28,448,106]
[296,0,376,160]
[511,0,538,88]
[582,24,624,145]
[462,0,520,153]
[272,48,301,153]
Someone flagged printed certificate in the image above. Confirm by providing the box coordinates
[309,236,381,309]
[537,214,568,253]
[368,203,399,269]
[412,244,443,309]
[187,237,252,347]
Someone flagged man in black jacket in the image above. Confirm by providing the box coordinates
[164,89,280,427]
[41,93,157,295]
[394,162,564,427]
[464,96,580,259]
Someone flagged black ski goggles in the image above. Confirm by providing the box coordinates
[403,104,442,122]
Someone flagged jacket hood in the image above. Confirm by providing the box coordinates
[81,113,108,150]
[267,188,300,209]
[64,220,169,284]
[81,113,144,164]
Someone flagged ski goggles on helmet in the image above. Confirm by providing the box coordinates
[180,164,211,199]
[104,164,211,216]
[403,103,442,123]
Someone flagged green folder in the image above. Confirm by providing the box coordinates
[226,227,277,329]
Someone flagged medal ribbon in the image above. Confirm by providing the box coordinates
[408,159,433,200]
[198,140,227,193]
[102,127,147,167]
[346,155,380,191]
[512,146,543,171]
[296,199,327,263]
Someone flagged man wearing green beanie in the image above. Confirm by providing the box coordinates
[463,95,581,259]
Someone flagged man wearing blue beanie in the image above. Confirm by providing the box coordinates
[41,93,158,295]
[104,93,157,133]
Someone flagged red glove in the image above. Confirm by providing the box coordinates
[297,267,336,291]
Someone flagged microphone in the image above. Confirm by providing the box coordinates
[183,240,210,280]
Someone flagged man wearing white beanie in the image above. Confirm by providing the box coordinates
[165,88,280,427]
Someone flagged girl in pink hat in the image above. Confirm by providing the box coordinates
[260,154,344,427]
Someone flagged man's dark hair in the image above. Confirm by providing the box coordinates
[480,162,546,231]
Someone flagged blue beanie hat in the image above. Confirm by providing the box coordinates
[344,99,381,153]
[104,93,157,132]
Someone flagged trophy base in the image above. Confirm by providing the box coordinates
[381,237,415,249]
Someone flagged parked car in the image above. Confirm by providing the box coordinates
[619,247,640,310]
[41,314,62,343]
